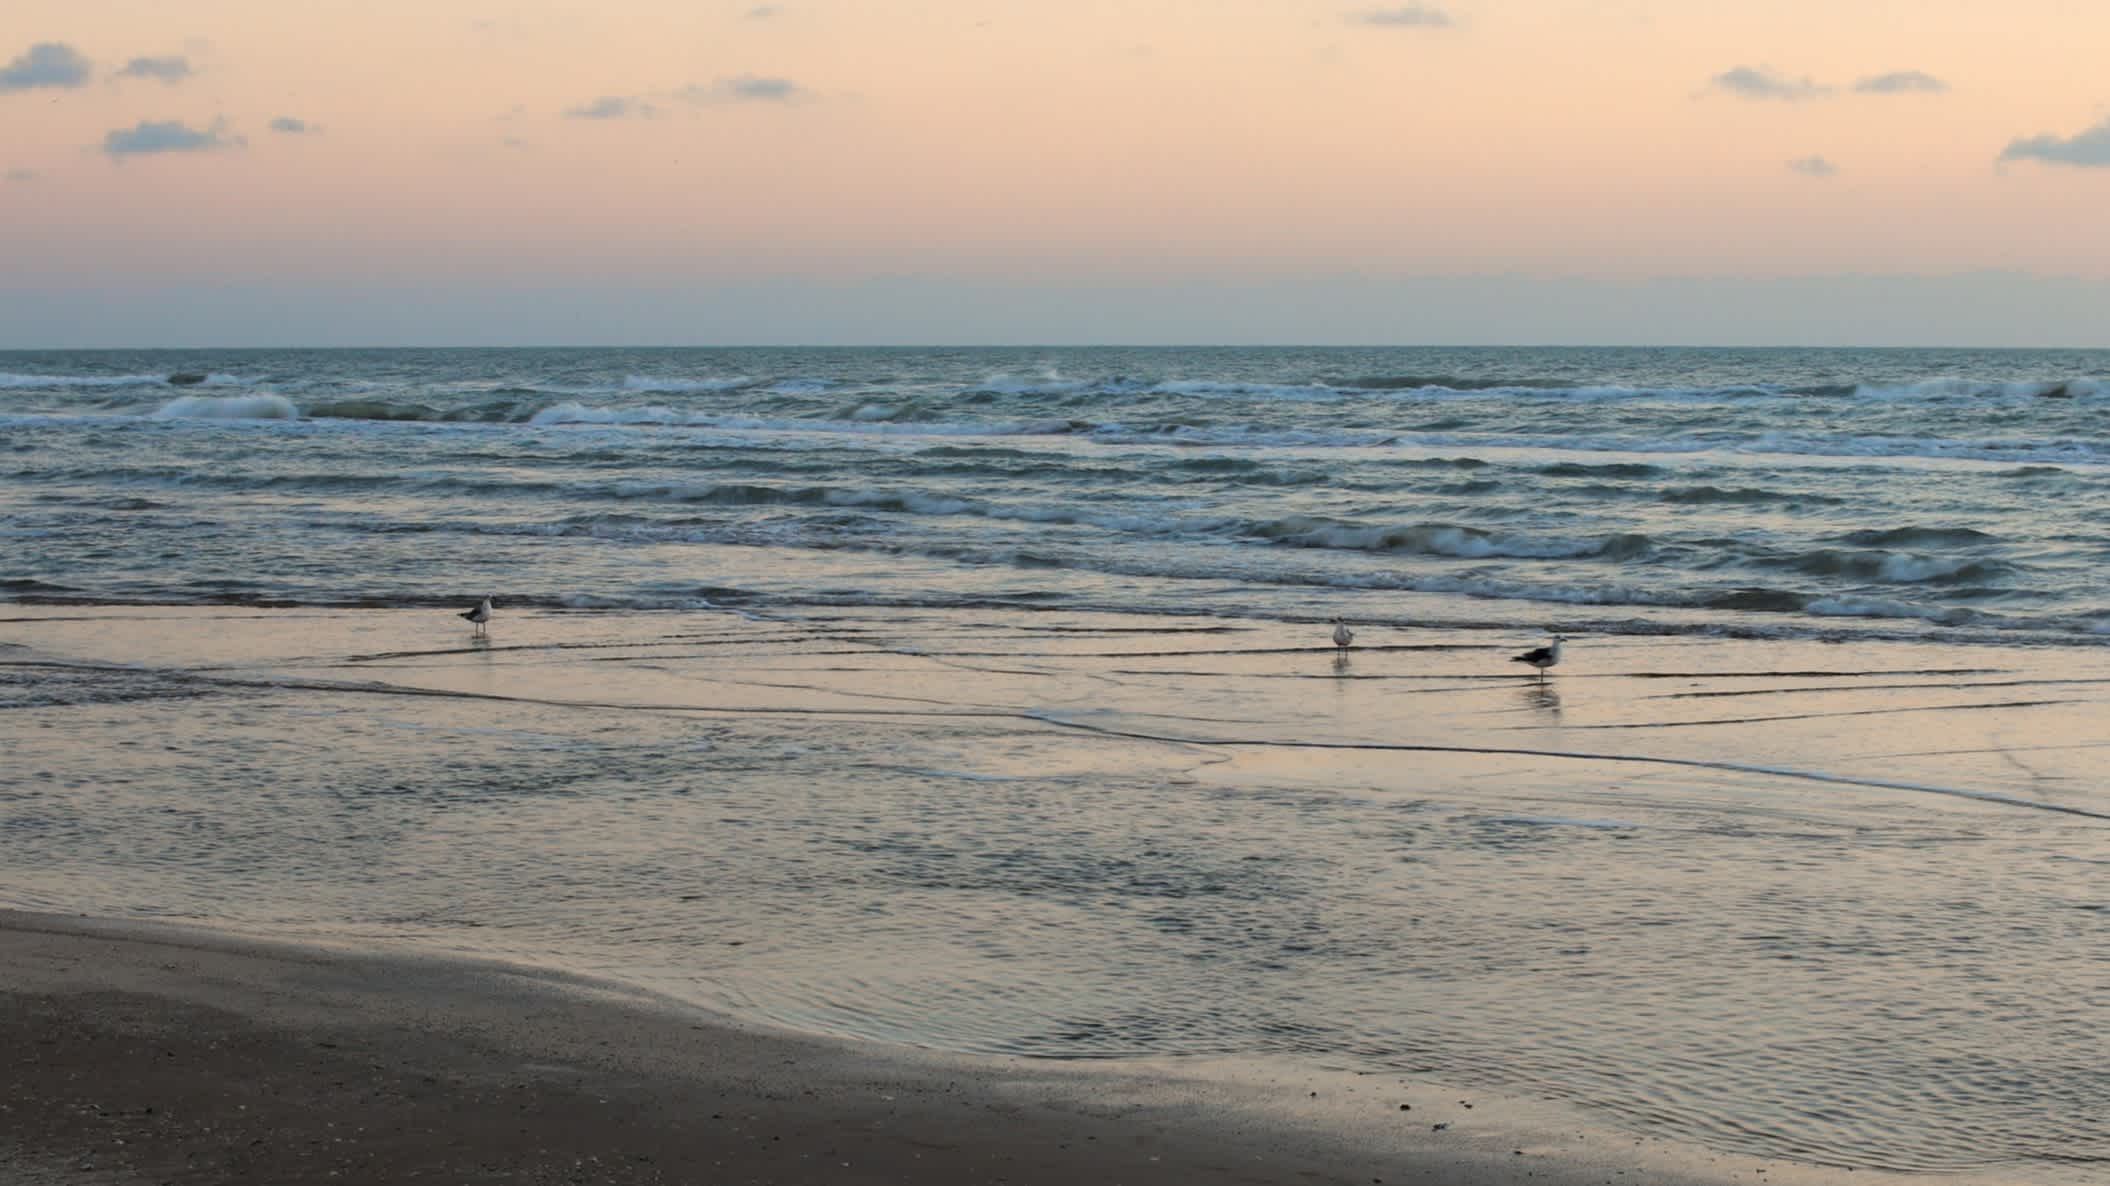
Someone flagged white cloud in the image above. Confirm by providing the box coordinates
[1787,156,1838,178]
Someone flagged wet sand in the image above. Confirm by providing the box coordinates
[4,605,2108,1181]
[0,909,1841,1186]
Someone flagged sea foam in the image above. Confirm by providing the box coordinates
[152,394,299,420]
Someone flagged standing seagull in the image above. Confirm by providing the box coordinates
[461,595,493,636]
[1512,634,1567,681]
[1332,617,1355,651]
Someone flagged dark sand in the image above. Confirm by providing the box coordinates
[1,911,1890,1186]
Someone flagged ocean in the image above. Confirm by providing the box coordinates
[4,345,2109,645]
[5,347,2109,1178]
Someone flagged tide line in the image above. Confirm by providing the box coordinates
[1025,712,2110,823]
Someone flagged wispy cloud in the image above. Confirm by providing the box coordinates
[563,95,651,119]
[681,75,809,104]
[102,118,243,158]
[268,116,317,134]
[1852,70,1946,95]
[0,42,91,92]
[724,74,802,102]
[1999,117,2110,168]
[1348,5,1452,28]
[1787,155,1838,178]
[4,167,34,183]
[1708,66,1829,101]
[745,4,783,18]
[115,55,194,84]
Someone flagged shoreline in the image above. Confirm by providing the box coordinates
[3,908,1933,1186]
[6,593,2110,657]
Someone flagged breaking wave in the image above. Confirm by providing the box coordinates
[152,394,299,420]
[1781,550,2013,585]
[1254,518,1654,560]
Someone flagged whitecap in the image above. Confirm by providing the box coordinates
[970,370,1095,396]
[1806,596,1972,624]
[529,403,690,426]
[151,394,298,420]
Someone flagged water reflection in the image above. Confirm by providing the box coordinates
[1519,680,1561,720]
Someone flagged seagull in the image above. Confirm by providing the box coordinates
[1511,634,1567,681]
[461,595,493,636]
[1332,617,1355,650]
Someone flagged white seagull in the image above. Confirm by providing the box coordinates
[1511,634,1567,681]
[1332,617,1355,650]
[461,595,493,636]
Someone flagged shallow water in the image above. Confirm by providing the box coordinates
[6,346,2110,646]
[3,606,2106,1177]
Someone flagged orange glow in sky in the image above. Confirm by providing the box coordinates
[3,2,2108,343]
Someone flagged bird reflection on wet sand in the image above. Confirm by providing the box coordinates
[1520,680,1561,719]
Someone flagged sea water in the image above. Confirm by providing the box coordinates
[4,345,2109,643]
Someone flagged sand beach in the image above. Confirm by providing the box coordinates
[4,603,2106,1182]
[0,907,1842,1186]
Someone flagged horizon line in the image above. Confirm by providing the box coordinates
[7,341,2110,352]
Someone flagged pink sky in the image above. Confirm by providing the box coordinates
[3,1,2108,343]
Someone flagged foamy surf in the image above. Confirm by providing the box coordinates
[152,394,299,420]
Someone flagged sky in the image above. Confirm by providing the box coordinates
[3,0,2108,346]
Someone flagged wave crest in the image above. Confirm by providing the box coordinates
[1258,517,1652,560]
[152,394,298,420]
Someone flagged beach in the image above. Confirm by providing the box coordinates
[1,908,1815,1186]
[4,602,2107,1182]
[10,0,2110,1162]
[7,346,2110,1178]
